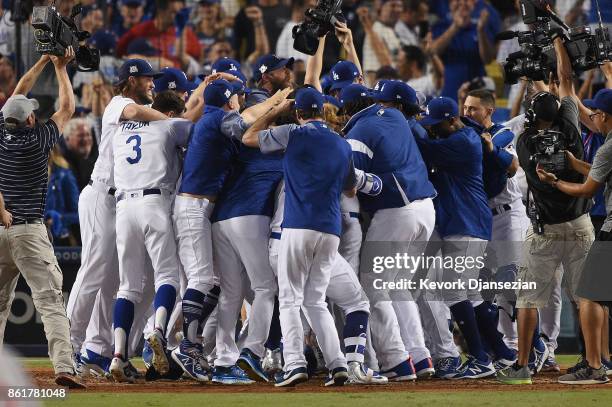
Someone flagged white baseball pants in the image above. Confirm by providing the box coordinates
[278,228,347,372]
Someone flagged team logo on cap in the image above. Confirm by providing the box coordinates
[129,66,138,73]
[425,107,430,115]
[332,71,339,80]
[259,65,268,74]
[311,103,318,108]
[169,81,176,89]
[230,63,238,71]
[224,89,231,98]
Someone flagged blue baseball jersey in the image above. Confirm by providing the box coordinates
[257,121,355,236]
[212,145,284,222]
[415,126,492,240]
[344,104,437,215]
[179,106,241,196]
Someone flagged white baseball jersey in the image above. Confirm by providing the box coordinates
[488,129,523,208]
[113,118,192,192]
[91,96,136,187]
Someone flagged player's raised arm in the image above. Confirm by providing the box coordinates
[241,100,294,148]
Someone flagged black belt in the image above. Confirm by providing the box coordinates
[348,212,360,219]
[116,188,162,202]
[88,179,116,196]
[12,218,44,226]
[270,232,282,240]
[492,204,512,216]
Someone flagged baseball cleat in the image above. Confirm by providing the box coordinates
[381,358,417,381]
[274,367,309,387]
[497,364,532,385]
[74,352,89,378]
[80,349,112,378]
[493,356,517,372]
[602,358,612,376]
[109,356,137,383]
[262,347,283,374]
[414,357,435,378]
[451,356,496,379]
[528,336,549,375]
[171,342,209,382]
[541,354,560,373]
[347,361,388,384]
[212,365,254,385]
[434,356,462,379]
[558,365,609,385]
[324,366,349,387]
[146,329,169,376]
[237,348,269,382]
[142,341,154,370]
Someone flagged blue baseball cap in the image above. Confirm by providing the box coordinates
[204,79,243,107]
[584,89,612,115]
[211,57,242,74]
[253,54,294,82]
[87,30,117,56]
[373,80,418,106]
[295,87,324,111]
[324,95,342,109]
[199,0,220,5]
[115,59,163,85]
[329,60,360,92]
[154,67,197,93]
[126,38,159,57]
[339,84,372,107]
[419,97,459,126]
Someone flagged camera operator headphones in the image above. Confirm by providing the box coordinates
[525,91,560,124]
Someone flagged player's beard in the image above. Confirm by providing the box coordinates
[135,89,154,105]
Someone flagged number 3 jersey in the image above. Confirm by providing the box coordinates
[113,117,192,193]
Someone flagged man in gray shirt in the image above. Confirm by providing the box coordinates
[536,88,612,385]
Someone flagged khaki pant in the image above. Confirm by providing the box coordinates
[516,214,594,309]
[0,223,74,374]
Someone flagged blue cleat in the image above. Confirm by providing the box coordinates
[142,341,154,370]
[171,340,209,382]
[414,357,435,378]
[381,358,417,381]
[237,348,269,382]
[434,356,462,379]
[212,365,254,385]
[451,355,496,379]
[274,367,308,387]
[528,336,549,375]
[80,348,112,378]
[324,366,349,386]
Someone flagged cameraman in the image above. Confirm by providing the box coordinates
[0,48,85,388]
[497,35,595,385]
[536,88,612,385]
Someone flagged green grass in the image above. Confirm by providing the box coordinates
[44,390,612,407]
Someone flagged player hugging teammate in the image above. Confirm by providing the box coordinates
[60,15,612,390]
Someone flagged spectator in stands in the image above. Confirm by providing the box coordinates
[45,146,80,246]
[125,38,176,70]
[233,0,291,62]
[395,0,429,46]
[80,5,104,36]
[0,3,15,56]
[117,0,202,70]
[61,118,97,192]
[358,1,402,85]
[430,0,500,100]
[276,0,317,63]
[397,41,444,99]
[112,0,147,38]
[86,30,121,84]
[194,0,226,61]
[0,53,15,109]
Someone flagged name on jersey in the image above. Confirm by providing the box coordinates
[121,121,150,131]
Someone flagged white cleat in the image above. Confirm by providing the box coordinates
[109,357,137,383]
[262,347,283,374]
[145,329,169,375]
[348,361,389,385]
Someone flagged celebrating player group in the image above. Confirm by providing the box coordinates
[65,21,612,389]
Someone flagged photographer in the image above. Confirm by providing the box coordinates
[536,88,612,385]
[0,48,85,388]
[497,35,595,385]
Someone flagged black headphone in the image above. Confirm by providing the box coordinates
[525,91,560,124]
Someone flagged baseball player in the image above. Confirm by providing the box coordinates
[209,144,283,384]
[67,59,167,375]
[240,88,354,387]
[247,54,294,108]
[462,89,524,371]
[109,91,193,382]
[343,80,438,380]
[154,67,197,100]
[267,179,389,385]
[416,96,495,379]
